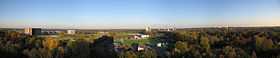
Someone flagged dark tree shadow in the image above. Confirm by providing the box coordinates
[148,31,177,58]
[256,48,280,58]
[91,35,117,58]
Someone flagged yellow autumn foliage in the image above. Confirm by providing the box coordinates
[43,37,59,50]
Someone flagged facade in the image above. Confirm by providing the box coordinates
[42,31,62,35]
[167,27,176,31]
[67,30,76,35]
[24,28,42,36]
[129,34,150,39]
[158,27,176,31]
[137,46,145,51]
[145,26,152,32]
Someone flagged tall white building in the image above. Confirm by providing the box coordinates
[145,26,152,32]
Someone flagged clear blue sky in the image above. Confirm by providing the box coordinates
[0,0,280,29]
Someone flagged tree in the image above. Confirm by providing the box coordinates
[91,36,116,58]
[38,48,52,58]
[223,46,236,58]
[255,36,274,50]
[175,32,188,41]
[58,32,66,37]
[174,41,189,53]
[8,31,20,39]
[23,48,39,58]
[255,36,265,49]
[65,40,90,58]
[23,48,52,58]
[141,48,157,58]
[43,37,59,51]
[219,54,225,58]
[53,47,65,58]
[190,32,199,40]
[121,51,137,58]
[262,39,274,50]
[173,41,190,58]
[200,37,210,50]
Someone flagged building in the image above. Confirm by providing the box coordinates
[157,42,168,47]
[167,27,176,31]
[137,46,145,51]
[67,30,76,35]
[42,31,62,35]
[158,27,176,31]
[24,28,42,36]
[128,33,150,39]
[145,26,152,32]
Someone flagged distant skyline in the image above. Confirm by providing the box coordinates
[0,0,280,29]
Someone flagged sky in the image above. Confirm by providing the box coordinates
[0,0,280,29]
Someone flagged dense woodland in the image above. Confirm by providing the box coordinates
[0,27,280,58]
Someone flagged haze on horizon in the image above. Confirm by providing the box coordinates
[0,0,280,29]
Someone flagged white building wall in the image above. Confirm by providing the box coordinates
[67,30,76,34]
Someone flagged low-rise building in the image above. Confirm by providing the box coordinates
[129,33,150,39]
[137,46,145,51]
[67,30,76,35]
[24,28,42,36]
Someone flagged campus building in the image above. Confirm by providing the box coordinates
[24,28,42,36]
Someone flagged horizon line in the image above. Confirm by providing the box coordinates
[1,25,280,30]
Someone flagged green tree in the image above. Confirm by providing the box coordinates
[38,48,52,58]
[53,47,65,58]
[65,40,90,58]
[200,37,210,50]
[142,48,157,58]
[120,51,137,58]
[262,39,274,50]
[255,36,265,49]
[190,32,199,40]
[58,32,66,37]
[255,36,274,50]
[174,41,189,53]
[175,32,188,41]
[23,48,39,58]
[223,46,236,58]
[23,48,52,58]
